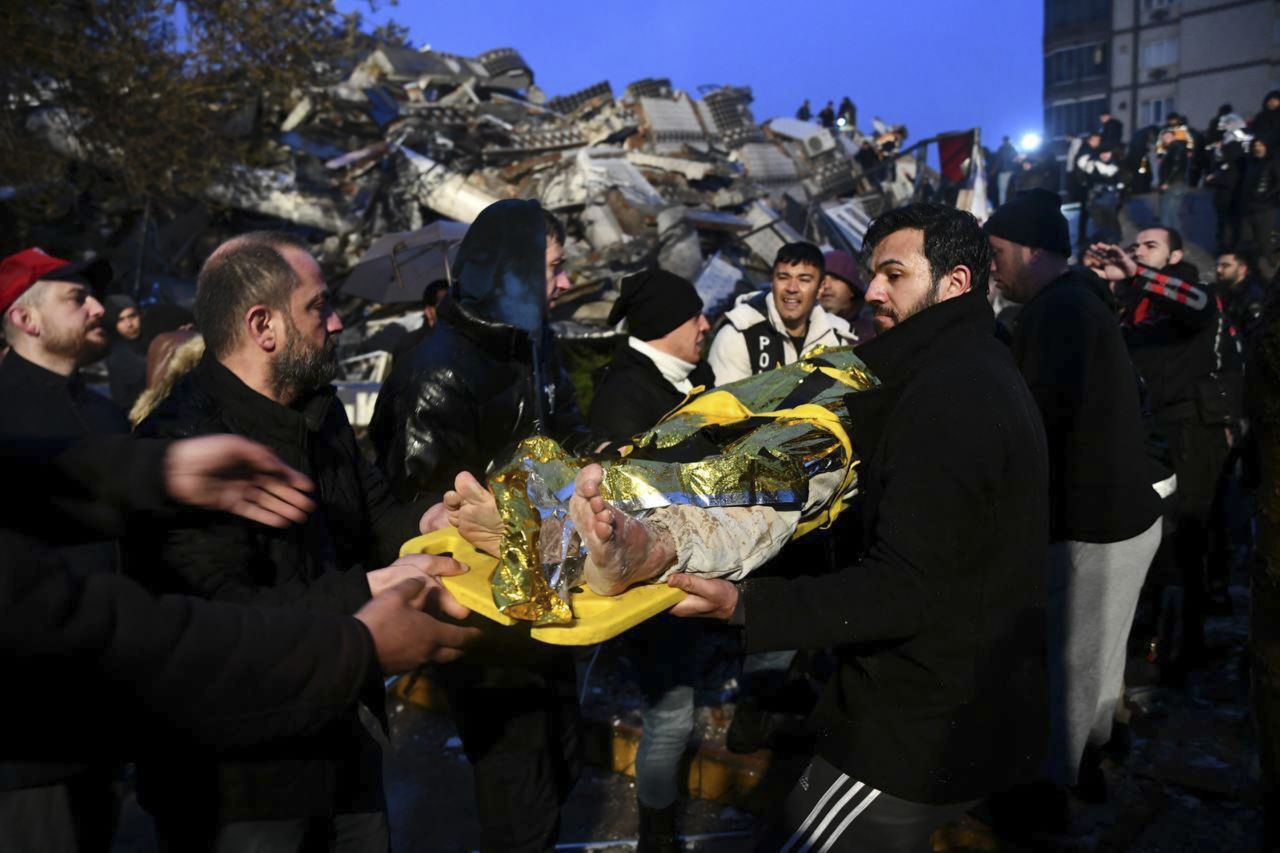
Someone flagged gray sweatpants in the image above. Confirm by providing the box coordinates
[1042,518,1162,786]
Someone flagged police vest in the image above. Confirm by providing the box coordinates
[738,292,788,375]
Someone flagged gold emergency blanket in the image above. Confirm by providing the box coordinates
[487,347,879,624]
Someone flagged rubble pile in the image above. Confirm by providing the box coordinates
[207,40,928,328]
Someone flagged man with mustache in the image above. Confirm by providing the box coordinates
[129,232,461,852]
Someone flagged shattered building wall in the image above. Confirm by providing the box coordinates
[20,36,953,359]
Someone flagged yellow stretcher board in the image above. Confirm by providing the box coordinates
[399,529,686,645]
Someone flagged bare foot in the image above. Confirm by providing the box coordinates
[570,463,676,595]
[444,471,503,557]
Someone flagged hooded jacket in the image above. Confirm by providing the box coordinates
[369,200,591,498]
[1249,90,1280,151]
[707,290,856,386]
[103,295,147,410]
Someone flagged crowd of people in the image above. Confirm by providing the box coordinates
[1001,92,1280,274]
[795,96,857,132]
[0,117,1274,852]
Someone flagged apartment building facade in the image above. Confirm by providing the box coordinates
[1044,0,1280,147]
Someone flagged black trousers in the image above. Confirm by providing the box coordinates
[756,755,978,853]
[1240,209,1275,250]
[441,650,582,853]
[1161,416,1233,661]
[1213,200,1240,252]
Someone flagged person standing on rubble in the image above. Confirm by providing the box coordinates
[818,101,836,130]
[796,99,812,122]
[371,199,594,853]
[837,96,857,131]
[589,269,715,851]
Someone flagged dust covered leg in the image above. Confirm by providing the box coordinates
[570,463,676,595]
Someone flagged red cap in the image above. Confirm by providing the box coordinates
[0,248,110,315]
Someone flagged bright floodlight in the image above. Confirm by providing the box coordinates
[1019,132,1042,152]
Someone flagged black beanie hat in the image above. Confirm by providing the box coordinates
[983,188,1072,257]
[607,269,702,340]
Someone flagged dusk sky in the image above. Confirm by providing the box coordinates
[346,0,1045,150]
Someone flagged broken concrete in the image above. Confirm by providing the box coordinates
[19,34,996,401]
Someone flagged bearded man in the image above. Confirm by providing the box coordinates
[0,248,127,852]
[129,232,460,853]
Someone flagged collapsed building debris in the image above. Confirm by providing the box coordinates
[197,39,976,305]
[19,36,992,424]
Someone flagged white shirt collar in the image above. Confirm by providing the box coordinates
[628,337,697,392]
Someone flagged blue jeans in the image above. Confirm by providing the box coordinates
[997,171,1014,206]
[741,649,797,687]
[1160,184,1186,231]
[636,683,696,809]
[631,616,715,809]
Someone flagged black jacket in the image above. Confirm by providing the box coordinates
[1204,141,1244,208]
[131,355,425,822]
[1241,155,1280,214]
[1120,261,1243,422]
[739,291,1049,804]
[371,299,591,497]
[1250,92,1280,151]
[0,352,130,789]
[0,351,127,582]
[1158,140,1189,187]
[106,338,147,411]
[0,350,127,443]
[588,342,713,446]
[0,436,379,760]
[1100,117,1124,148]
[369,200,591,498]
[1223,272,1269,343]
[1011,269,1164,543]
